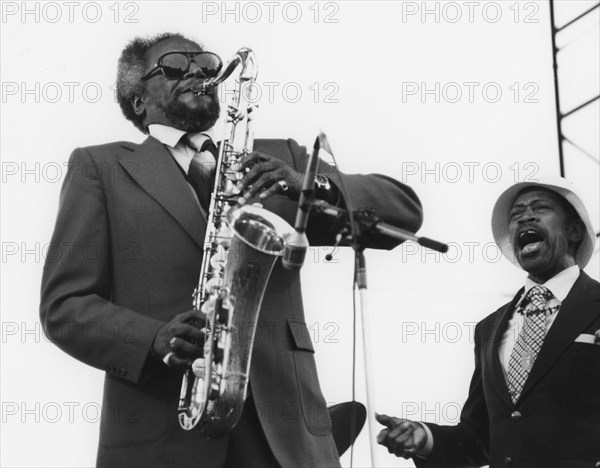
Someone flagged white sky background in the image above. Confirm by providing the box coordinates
[1,1,599,467]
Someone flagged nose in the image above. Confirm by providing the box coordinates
[517,206,537,223]
[183,60,207,79]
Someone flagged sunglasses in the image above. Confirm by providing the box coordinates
[142,51,223,81]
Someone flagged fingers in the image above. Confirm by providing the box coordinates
[376,413,398,429]
[234,152,301,201]
[258,181,284,200]
[239,151,269,172]
[239,170,274,199]
[236,152,277,190]
[165,352,192,369]
[168,310,206,359]
[153,310,207,364]
[178,309,206,325]
[388,421,415,446]
[172,321,205,342]
[376,414,405,430]
[376,428,390,445]
[168,336,203,360]
[376,416,424,459]
[411,423,428,451]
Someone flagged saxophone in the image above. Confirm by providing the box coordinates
[177,48,293,437]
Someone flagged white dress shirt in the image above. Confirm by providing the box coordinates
[148,124,217,214]
[148,123,217,174]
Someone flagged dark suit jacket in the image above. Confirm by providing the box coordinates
[416,271,600,468]
[40,136,423,468]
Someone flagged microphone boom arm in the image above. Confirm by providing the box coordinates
[311,200,449,253]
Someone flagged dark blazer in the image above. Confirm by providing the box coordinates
[416,271,600,468]
[40,136,423,468]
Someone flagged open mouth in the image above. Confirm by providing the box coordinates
[517,229,545,255]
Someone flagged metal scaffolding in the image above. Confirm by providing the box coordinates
[549,0,600,240]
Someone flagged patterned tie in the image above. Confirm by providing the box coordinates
[185,136,217,211]
[506,285,556,403]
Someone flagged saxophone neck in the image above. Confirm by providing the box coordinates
[202,48,257,91]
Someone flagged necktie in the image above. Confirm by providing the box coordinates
[506,284,556,403]
[185,136,217,212]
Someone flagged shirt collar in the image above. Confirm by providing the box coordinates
[148,124,216,149]
[523,265,580,303]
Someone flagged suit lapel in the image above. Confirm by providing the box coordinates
[520,272,600,399]
[484,290,523,406]
[120,136,206,249]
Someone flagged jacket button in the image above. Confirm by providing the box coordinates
[510,410,522,422]
[504,456,512,465]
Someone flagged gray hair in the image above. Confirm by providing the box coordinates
[116,33,201,133]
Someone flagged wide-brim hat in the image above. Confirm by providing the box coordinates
[491,176,596,268]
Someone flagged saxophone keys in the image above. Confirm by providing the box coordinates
[205,277,221,293]
[200,299,214,315]
[227,105,245,123]
[192,358,206,378]
[209,382,221,400]
[210,248,227,270]
[215,228,232,247]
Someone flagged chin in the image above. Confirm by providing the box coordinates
[165,98,221,133]
[518,256,565,282]
[517,248,547,275]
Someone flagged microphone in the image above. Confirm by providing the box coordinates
[282,135,321,269]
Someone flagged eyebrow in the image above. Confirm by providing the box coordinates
[511,198,554,209]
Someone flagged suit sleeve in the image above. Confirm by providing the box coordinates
[286,139,423,249]
[414,322,491,468]
[39,148,164,385]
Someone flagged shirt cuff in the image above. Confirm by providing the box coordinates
[414,422,434,458]
[320,178,342,207]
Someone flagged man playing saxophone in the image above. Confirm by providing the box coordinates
[40,33,423,467]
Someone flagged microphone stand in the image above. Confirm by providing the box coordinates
[312,200,448,467]
[355,235,377,468]
[285,133,448,466]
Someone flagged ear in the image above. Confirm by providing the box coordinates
[132,95,145,117]
[566,219,584,244]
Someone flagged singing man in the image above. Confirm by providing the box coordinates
[377,177,599,467]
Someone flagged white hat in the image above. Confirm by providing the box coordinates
[491,176,596,268]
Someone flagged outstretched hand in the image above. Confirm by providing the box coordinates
[376,413,428,459]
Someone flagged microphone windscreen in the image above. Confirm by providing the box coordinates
[282,231,309,269]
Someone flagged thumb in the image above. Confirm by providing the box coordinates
[375,413,394,429]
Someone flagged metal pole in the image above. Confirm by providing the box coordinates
[355,251,379,467]
[549,0,565,176]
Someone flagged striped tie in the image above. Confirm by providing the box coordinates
[506,284,556,404]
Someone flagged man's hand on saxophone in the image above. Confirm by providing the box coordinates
[234,151,303,203]
[151,309,207,368]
